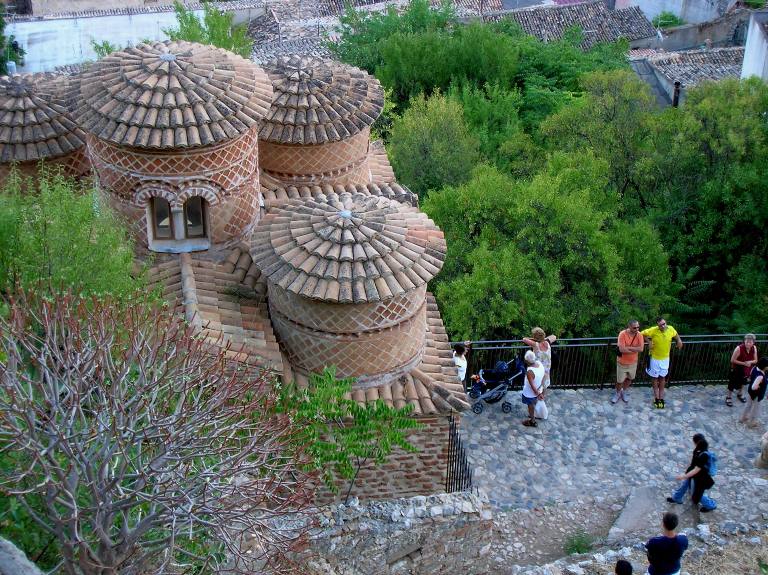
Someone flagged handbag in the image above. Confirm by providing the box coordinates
[534,400,549,420]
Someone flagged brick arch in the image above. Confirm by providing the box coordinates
[175,181,223,208]
[132,182,178,207]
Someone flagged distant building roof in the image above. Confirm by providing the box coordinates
[251,191,445,304]
[9,1,265,21]
[0,73,85,163]
[488,1,656,48]
[260,55,384,145]
[74,41,273,150]
[649,47,745,86]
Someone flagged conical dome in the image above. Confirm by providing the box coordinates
[74,40,273,149]
[0,73,84,163]
[251,192,445,304]
[259,55,384,145]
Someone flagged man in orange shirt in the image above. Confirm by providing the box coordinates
[613,319,645,404]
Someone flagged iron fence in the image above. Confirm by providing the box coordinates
[454,334,768,390]
[445,413,473,493]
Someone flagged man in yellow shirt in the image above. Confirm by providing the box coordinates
[642,317,683,409]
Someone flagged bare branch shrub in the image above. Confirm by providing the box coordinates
[0,289,315,574]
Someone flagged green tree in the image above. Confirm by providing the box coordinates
[164,0,253,58]
[424,162,673,339]
[275,367,421,503]
[329,0,456,73]
[0,171,138,297]
[388,92,480,197]
[542,69,656,211]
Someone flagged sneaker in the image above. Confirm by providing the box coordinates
[622,390,630,403]
[700,507,715,513]
[659,399,665,409]
[611,391,620,404]
[653,399,661,408]
[666,497,682,504]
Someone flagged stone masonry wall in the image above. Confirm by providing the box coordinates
[305,491,494,575]
[314,415,453,505]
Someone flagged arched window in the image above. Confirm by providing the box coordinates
[184,197,207,239]
[151,197,173,239]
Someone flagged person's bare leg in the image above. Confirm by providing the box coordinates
[652,377,660,402]
[659,376,667,400]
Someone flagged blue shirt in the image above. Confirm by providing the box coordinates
[646,534,688,575]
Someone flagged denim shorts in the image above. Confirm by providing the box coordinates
[522,395,538,406]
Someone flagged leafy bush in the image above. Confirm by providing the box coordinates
[564,530,594,554]
[652,11,685,28]
[164,0,253,57]
[388,92,480,197]
[0,170,139,298]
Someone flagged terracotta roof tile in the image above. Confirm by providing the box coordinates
[253,191,443,303]
[488,1,656,48]
[648,47,744,86]
[0,73,85,163]
[261,182,418,209]
[260,55,384,145]
[74,41,273,149]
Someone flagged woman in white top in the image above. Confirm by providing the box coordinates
[453,341,471,386]
[522,327,557,394]
[522,350,545,427]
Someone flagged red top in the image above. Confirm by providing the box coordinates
[732,343,757,377]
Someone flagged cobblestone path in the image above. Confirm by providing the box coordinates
[461,385,768,518]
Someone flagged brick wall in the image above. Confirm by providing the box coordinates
[259,129,372,187]
[0,147,91,184]
[87,128,261,248]
[314,414,453,505]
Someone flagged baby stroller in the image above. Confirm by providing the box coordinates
[468,357,526,414]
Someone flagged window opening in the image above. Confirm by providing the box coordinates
[152,198,173,239]
[184,197,206,239]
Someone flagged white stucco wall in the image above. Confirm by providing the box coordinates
[614,0,737,24]
[741,12,768,80]
[8,6,263,73]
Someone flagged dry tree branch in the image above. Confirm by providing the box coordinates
[0,288,318,574]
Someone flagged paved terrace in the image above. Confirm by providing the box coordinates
[461,385,768,518]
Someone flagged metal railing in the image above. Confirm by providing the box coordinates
[445,413,473,493]
[454,334,768,390]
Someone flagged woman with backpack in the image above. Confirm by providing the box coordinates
[740,356,768,427]
[668,436,717,513]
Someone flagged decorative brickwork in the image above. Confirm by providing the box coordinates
[269,284,426,333]
[270,299,426,384]
[259,129,372,187]
[88,127,261,246]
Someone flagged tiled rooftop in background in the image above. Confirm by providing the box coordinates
[7,0,265,21]
[649,47,745,86]
[486,1,656,47]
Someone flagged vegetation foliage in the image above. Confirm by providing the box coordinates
[275,367,421,504]
[332,0,768,338]
[0,171,139,298]
[164,0,253,58]
[652,10,685,28]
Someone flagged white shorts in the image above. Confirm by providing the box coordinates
[646,357,670,378]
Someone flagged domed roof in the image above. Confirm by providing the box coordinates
[259,55,384,145]
[251,192,445,304]
[74,41,273,149]
[0,73,85,163]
